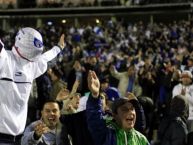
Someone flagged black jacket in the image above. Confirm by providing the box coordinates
[157,95,189,145]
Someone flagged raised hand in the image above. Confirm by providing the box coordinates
[58,34,65,50]
[65,93,80,113]
[34,121,50,139]
[87,70,100,98]
[70,79,80,95]
[56,88,70,101]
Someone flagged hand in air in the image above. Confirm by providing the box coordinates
[34,121,50,139]
[58,34,65,50]
[87,70,100,98]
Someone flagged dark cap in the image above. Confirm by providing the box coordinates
[111,98,139,114]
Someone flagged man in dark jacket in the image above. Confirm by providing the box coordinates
[157,95,189,145]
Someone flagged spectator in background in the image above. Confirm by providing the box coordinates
[47,66,67,100]
[36,0,63,8]
[100,76,121,101]
[138,55,156,101]
[81,55,100,95]
[21,99,71,145]
[36,72,52,119]
[110,64,142,97]
[67,60,84,95]
[172,70,193,133]
[86,70,149,145]
[100,77,121,120]
[184,56,193,74]
[155,58,175,121]
[155,95,189,145]
[170,68,181,90]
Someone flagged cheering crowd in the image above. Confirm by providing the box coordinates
[0,17,193,145]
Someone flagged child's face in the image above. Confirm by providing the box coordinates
[113,102,136,131]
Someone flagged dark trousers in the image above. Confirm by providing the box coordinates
[0,143,19,145]
[0,133,22,145]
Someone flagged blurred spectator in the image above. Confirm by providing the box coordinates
[67,60,84,94]
[19,0,36,8]
[110,64,142,97]
[172,70,193,133]
[155,95,189,145]
[0,0,16,9]
[47,66,67,100]
[36,0,63,8]
[81,55,100,95]
[100,76,120,101]
[184,56,193,74]
[138,55,156,101]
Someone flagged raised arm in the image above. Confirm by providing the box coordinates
[110,65,122,80]
[34,34,66,78]
[87,70,100,97]
[41,34,65,62]
[86,70,108,145]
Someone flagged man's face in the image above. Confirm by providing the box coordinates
[181,76,192,86]
[68,93,80,110]
[101,82,109,91]
[187,60,193,67]
[89,57,97,66]
[113,102,136,131]
[41,102,61,129]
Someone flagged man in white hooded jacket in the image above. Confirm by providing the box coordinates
[0,27,65,145]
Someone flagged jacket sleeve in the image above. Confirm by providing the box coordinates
[0,40,7,70]
[33,46,61,79]
[21,123,42,145]
[169,121,187,145]
[159,118,187,145]
[41,46,61,62]
[110,68,123,80]
[86,94,108,145]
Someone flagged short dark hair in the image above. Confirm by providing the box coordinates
[100,77,109,84]
[51,66,63,78]
[41,99,63,111]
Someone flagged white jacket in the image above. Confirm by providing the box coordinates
[0,45,61,135]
